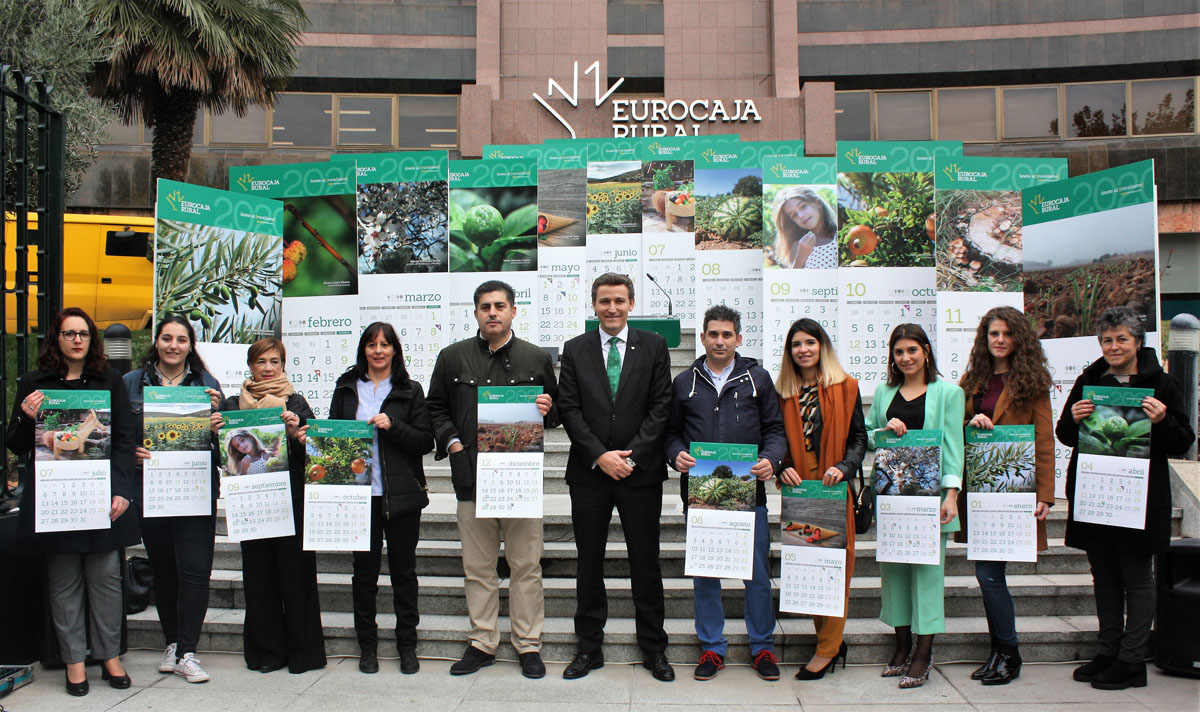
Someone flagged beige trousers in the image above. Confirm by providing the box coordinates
[456,500,545,654]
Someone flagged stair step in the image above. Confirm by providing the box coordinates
[128,607,1102,664]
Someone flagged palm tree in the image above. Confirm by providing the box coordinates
[87,0,307,182]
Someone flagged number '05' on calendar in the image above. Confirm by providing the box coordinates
[476,387,544,518]
[684,442,758,580]
[1073,386,1153,530]
[142,387,213,518]
[780,481,848,617]
[965,425,1036,562]
[303,419,373,551]
[35,390,112,533]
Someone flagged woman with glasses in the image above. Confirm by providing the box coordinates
[7,308,137,696]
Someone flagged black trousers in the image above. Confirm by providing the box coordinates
[1087,545,1156,664]
[140,512,216,657]
[352,497,422,652]
[240,529,326,673]
[569,478,667,655]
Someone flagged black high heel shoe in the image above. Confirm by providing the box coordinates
[65,671,89,697]
[102,666,132,689]
[794,641,848,681]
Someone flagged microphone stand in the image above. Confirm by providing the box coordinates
[645,273,673,317]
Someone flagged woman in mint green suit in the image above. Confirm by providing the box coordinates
[865,323,964,689]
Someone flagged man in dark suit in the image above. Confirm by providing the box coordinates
[557,272,675,682]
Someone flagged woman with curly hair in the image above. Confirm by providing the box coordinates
[955,306,1055,685]
[770,187,838,269]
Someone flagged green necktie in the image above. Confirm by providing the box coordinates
[607,335,621,398]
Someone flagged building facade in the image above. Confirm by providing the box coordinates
[74,0,1200,312]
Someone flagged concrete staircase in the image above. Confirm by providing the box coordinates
[127,332,1183,666]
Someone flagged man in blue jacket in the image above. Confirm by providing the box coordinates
[664,304,787,682]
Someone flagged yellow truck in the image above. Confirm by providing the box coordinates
[4,213,154,331]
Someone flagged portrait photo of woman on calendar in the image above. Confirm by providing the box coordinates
[767,186,838,269]
[223,428,284,476]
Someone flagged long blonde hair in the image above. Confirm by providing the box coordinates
[771,187,837,268]
[775,319,849,397]
[225,429,269,474]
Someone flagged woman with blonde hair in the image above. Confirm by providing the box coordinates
[771,187,838,269]
[775,318,866,679]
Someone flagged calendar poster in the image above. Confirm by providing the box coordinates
[219,408,289,477]
[684,441,758,580]
[219,408,293,541]
[933,157,1067,381]
[1022,161,1159,497]
[695,142,803,355]
[837,141,961,397]
[761,156,838,364]
[349,151,449,388]
[873,429,942,565]
[640,138,700,323]
[228,161,360,418]
[965,424,1037,561]
[475,387,544,518]
[34,390,112,533]
[303,419,374,550]
[586,140,645,302]
[780,481,849,616]
[154,179,283,394]
[142,387,212,518]
[1073,386,1153,529]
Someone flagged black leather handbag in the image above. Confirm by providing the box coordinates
[124,555,153,614]
[850,464,874,534]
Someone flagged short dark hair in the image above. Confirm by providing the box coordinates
[1094,306,1145,343]
[247,337,287,366]
[591,272,635,303]
[702,304,741,334]
[473,279,515,308]
[886,323,940,386]
[355,322,410,386]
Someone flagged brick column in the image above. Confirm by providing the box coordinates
[771,0,799,98]
[802,81,835,155]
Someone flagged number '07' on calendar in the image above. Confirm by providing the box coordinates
[1073,386,1153,530]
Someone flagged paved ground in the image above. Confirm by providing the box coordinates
[6,649,1198,711]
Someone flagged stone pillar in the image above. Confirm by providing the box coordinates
[802,81,835,155]
[771,0,799,98]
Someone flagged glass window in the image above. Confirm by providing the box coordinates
[1065,83,1126,137]
[875,91,931,140]
[100,118,139,145]
[835,92,870,140]
[1002,86,1059,139]
[1131,78,1195,135]
[937,88,997,141]
[210,106,267,144]
[397,95,458,149]
[272,93,333,147]
[337,96,393,147]
[105,230,150,258]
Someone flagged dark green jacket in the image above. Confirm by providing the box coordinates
[426,331,559,501]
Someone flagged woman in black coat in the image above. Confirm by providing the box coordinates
[329,322,434,674]
[6,308,137,696]
[218,337,326,674]
[1056,307,1193,691]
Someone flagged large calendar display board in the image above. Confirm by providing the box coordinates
[761,156,838,367]
[447,158,539,346]
[484,142,590,352]
[228,162,360,417]
[1021,160,1159,498]
[694,141,803,357]
[836,142,962,397]
[933,157,1067,382]
[154,179,284,393]
[347,151,449,388]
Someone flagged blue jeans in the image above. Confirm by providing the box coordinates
[975,559,1018,646]
[693,505,774,656]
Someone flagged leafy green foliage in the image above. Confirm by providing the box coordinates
[448,187,537,272]
[965,441,1035,493]
[1080,405,1151,458]
[838,171,934,267]
[307,436,371,485]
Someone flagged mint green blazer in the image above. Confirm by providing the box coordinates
[866,377,965,533]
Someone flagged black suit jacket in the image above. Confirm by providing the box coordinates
[558,327,672,487]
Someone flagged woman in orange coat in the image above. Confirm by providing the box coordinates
[955,306,1055,685]
[775,318,867,680]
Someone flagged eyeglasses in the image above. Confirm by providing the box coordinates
[59,330,91,341]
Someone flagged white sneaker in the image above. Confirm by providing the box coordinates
[158,643,178,673]
[173,652,210,683]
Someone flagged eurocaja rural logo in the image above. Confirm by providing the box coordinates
[236,172,278,192]
[700,147,737,164]
[769,162,806,179]
[165,189,208,216]
[1027,193,1068,215]
[843,147,887,166]
[942,163,986,183]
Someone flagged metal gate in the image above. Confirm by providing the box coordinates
[1,65,66,494]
